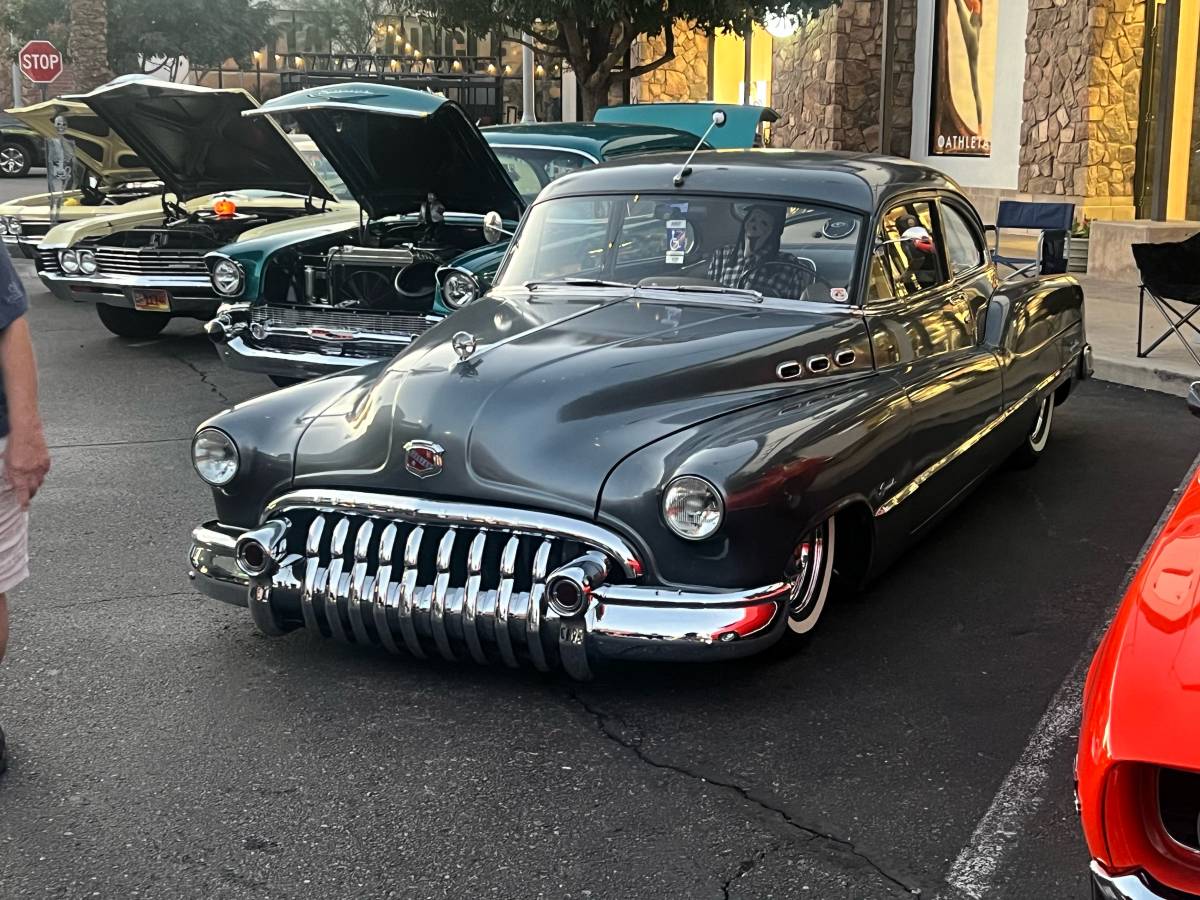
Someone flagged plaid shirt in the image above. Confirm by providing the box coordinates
[706,245,810,299]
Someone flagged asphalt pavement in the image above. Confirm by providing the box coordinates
[0,190,1198,898]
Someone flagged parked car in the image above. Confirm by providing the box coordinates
[593,101,778,147]
[34,76,344,338]
[187,147,1092,679]
[1079,384,1200,900]
[0,98,161,258]
[204,85,717,385]
[0,111,45,177]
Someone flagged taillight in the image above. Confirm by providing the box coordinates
[1099,763,1200,893]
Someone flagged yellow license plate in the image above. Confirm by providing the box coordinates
[132,289,171,313]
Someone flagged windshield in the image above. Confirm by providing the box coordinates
[494,193,864,303]
[492,147,593,202]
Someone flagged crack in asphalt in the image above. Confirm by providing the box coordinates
[567,689,922,898]
[178,358,232,405]
[41,591,196,611]
[720,842,779,899]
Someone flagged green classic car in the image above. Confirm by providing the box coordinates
[0,98,161,258]
[205,88,746,384]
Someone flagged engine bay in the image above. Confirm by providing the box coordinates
[263,216,485,314]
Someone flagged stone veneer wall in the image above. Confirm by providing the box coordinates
[632,21,710,103]
[770,0,916,153]
[1018,0,1145,217]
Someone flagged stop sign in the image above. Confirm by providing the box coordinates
[18,40,64,84]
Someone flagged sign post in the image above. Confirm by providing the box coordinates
[17,39,64,88]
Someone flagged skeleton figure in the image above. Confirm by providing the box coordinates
[45,115,76,224]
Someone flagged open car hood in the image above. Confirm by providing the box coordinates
[7,98,156,188]
[593,103,778,149]
[247,83,523,222]
[75,77,333,202]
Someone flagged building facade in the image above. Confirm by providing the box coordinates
[631,0,1199,225]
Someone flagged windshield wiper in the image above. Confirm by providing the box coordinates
[524,278,635,290]
[640,283,763,303]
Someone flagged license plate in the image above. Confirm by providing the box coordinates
[132,289,171,313]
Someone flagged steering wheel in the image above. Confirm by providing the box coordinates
[736,258,818,297]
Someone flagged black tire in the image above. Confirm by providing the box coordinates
[95,303,170,338]
[268,375,304,388]
[0,142,31,178]
[1009,393,1054,469]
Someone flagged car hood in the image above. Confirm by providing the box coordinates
[1099,468,1200,772]
[293,289,871,518]
[76,77,334,202]
[7,98,157,187]
[247,83,523,222]
[593,103,778,149]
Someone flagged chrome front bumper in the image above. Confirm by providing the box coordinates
[38,270,220,316]
[213,334,379,380]
[188,495,791,679]
[1090,861,1193,900]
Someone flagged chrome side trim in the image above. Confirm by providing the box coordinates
[262,489,643,580]
[875,363,1071,517]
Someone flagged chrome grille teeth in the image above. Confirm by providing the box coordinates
[527,541,553,672]
[430,530,458,661]
[462,531,489,664]
[372,523,401,654]
[495,536,520,668]
[347,520,375,644]
[324,517,352,642]
[396,526,426,658]
[300,515,326,634]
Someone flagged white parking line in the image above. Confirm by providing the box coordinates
[945,455,1198,899]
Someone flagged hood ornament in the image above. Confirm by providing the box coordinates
[451,330,478,362]
[404,440,444,478]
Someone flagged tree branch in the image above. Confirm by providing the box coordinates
[502,32,569,59]
[586,21,630,89]
[610,21,674,82]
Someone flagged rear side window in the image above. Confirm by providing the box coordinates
[878,201,946,298]
[941,202,986,275]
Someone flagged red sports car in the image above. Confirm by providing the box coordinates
[1079,384,1200,899]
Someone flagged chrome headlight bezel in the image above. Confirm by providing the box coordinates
[437,266,480,310]
[76,248,97,275]
[662,475,724,541]
[59,249,80,274]
[211,257,245,298]
[191,428,240,486]
[8,217,21,236]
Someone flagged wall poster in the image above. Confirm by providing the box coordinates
[930,0,998,157]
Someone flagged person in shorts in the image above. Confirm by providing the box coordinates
[0,242,50,776]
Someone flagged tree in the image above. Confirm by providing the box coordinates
[69,0,112,91]
[301,0,389,55]
[409,0,838,120]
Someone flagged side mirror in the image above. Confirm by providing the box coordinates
[482,210,511,244]
[711,109,727,128]
[1189,381,1200,418]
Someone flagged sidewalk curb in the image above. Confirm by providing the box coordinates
[1092,352,1194,397]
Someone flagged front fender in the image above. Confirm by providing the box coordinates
[597,372,910,590]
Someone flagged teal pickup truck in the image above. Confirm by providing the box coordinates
[204,85,774,385]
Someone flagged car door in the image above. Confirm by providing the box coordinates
[866,196,1004,533]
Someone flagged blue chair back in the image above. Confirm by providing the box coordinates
[995,201,1075,232]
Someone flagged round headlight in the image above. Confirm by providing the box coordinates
[211,258,245,297]
[59,249,79,274]
[192,428,239,486]
[662,476,724,540]
[439,269,479,309]
[8,217,21,236]
[77,249,97,275]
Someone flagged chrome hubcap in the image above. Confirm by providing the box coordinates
[0,147,24,173]
[786,523,827,621]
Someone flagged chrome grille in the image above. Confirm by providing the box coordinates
[267,508,607,670]
[94,246,208,276]
[254,304,439,337]
[36,249,58,274]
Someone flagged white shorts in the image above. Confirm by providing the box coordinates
[0,437,29,595]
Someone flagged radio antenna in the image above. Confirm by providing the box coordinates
[673,109,727,187]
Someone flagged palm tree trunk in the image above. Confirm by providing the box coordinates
[69,0,112,92]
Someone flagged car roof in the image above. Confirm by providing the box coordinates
[537,149,967,214]
[481,122,703,160]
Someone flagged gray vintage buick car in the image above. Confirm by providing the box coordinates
[187,147,1091,679]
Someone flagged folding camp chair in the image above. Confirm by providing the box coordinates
[984,201,1075,276]
[1132,233,1200,367]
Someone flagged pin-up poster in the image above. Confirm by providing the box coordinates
[930,0,997,156]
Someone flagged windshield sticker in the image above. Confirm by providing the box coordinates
[666,219,687,264]
[830,287,849,302]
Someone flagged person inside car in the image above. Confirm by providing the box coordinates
[707,203,813,298]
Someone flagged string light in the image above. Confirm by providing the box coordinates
[451,59,462,71]
[486,63,496,74]
[535,63,545,77]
